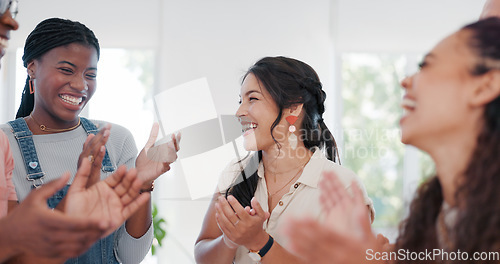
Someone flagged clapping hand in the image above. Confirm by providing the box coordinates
[215,196,270,251]
[77,124,111,187]
[136,123,181,188]
[2,174,107,260]
[283,171,380,264]
[64,158,150,237]
[320,171,369,238]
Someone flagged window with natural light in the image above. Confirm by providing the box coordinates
[340,53,435,240]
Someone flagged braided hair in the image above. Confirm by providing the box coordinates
[226,56,339,207]
[16,18,100,119]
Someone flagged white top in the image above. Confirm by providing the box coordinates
[218,147,374,264]
[0,120,153,264]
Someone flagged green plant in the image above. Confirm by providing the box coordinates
[152,203,167,255]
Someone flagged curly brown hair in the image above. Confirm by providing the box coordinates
[395,17,500,263]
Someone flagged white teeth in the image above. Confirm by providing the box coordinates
[60,94,83,105]
[401,98,417,109]
[241,123,257,133]
[0,37,8,49]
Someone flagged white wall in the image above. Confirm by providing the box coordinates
[2,1,489,263]
[10,0,161,48]
[336,0,486,53]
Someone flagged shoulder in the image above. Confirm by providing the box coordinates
[86,119,135,142]
[87,119,131,135]
[0,130,7,143]
[0,123,13,134]
[0,130,11,158]
[321,159,359,183]
[0,123,18,145]
[320,157,376,222]
[303,149,359,188]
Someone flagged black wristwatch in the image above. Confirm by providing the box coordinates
[248,235,274,262]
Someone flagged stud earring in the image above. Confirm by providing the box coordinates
[286,115,298,150]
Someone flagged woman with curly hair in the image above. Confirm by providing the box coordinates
[285,17,500,264]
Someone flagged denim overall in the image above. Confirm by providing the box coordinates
[8,117,120,264]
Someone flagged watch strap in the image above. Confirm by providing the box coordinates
[257,235,274,258]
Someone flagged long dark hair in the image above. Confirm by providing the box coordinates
[16,18,100,119]
[396,17,500,262]
[226,56,340,207]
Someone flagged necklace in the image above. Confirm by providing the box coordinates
[437,206,455,250]
[266,164,305,199]
[29,113,81,133]
[267,159,310,183]
[265,161,308,175]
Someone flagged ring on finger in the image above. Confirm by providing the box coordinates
[88,154,94,164]
[234,220,240,226]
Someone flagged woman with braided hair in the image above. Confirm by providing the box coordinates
[195,56,374,263]
[1,18,180,264]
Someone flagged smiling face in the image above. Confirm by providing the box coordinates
[400,30,483,151]
[236,73,288,151]
[0,2,19,67]
[29,43,98,125]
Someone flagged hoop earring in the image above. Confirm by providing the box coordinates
[29,78,34,94]
[286,115,298,150]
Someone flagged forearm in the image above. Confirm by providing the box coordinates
[5,254,66,264]
[0,219,21,262]
[115,213,154,264]
[261,241,308,264]
[125,198,152,238]
[194,236,238,264]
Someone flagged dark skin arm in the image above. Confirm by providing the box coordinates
[3,158,150,263]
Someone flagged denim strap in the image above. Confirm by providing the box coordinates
[8,118,45,188]
[67,117,119,264]
[80,117,115,172]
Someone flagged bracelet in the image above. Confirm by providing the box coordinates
[140,181,154,193]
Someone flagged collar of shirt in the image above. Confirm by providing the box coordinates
[255,147,327,189]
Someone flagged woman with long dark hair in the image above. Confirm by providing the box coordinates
[286,17,500,264]
[195,56,373,263]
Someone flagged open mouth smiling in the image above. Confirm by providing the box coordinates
[59,94,85,106]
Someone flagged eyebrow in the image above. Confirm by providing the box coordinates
[243,90,261,97]
[57,61,97,71]
[423,53,435,60]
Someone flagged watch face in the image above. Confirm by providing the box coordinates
[248,252,262,262]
